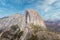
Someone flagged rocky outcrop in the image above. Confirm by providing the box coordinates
[0,10,60,40]
[0,10,47,40]
[24,10,46,29]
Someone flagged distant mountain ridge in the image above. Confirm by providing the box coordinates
[45,20,60,26]
[45,20,60,33]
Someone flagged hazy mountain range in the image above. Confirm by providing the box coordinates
[45,19,60,33]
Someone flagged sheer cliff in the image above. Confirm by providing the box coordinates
[0,10,59,40]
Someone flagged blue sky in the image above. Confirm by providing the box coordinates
[0,0,60,20]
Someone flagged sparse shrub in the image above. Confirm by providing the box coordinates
[28,34,38,40]
[29,24,44,34]
[0,25,23,40]
[29,24,60,40]
[11,25,19,31]
[0,24,60,40]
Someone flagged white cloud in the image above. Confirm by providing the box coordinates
[0,0,59,20]
[33,0,57,13]
[44,11,60,20]
[42,0,57,12]
[46,0,57,5]
[44,7,50,12]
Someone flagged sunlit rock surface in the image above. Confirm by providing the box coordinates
[0,10,59,40]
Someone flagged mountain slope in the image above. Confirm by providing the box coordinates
[0,24,60,40]
[0,10,60,40]
[0,10,47,40]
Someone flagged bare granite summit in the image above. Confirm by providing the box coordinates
[0,10,47,40]
[24,10,46,29]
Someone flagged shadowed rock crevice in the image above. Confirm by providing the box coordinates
[25,10,31,24]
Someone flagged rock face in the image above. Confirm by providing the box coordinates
[24,10,46,29]
[0,10,47,40]
[0,10,46,31]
